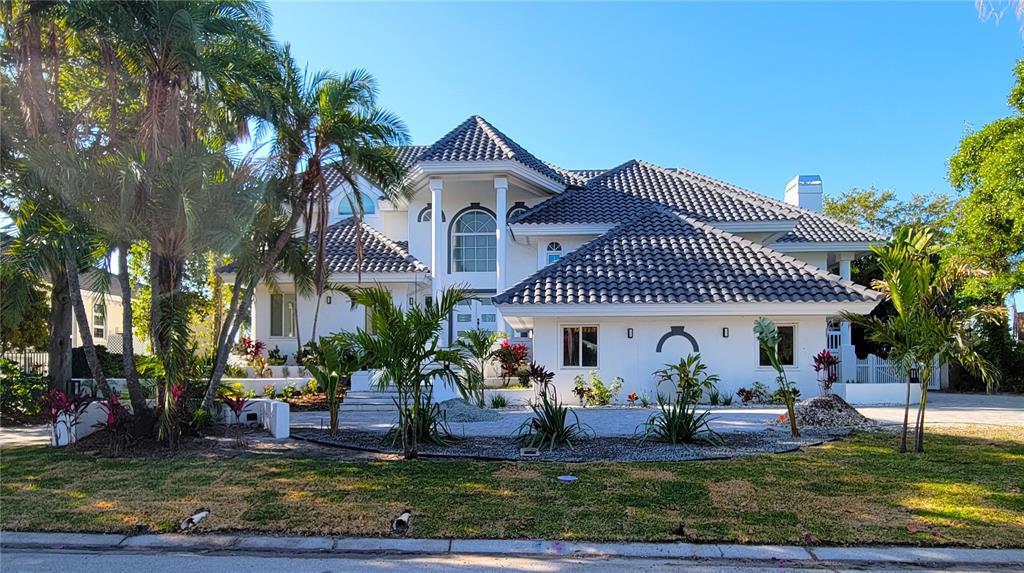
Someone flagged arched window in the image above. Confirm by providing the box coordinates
[546,241,563,264]
[451,209,496,272]
[92,302,106,338]
[417,204,446,223]
[507,202,528,220]
[338,191,376,216]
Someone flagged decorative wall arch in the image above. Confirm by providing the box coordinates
[506,201,528,220]
[655,326,700,353]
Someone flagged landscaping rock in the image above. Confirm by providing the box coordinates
[438,398,501,423]
[795,394,872,428]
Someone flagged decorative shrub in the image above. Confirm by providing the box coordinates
[0,358,47,420]
[266,346,287,366]
[638,392,719,445]
[262,384,277,399]
[489,393,508,409]
[303,378,319,395]
[233,337,269,376]
[654,354,720,403]
[770,387,801,405]
[93,394,133,453]
[812,349,841,395]
[627,392,639,407]
[279,383,299,399]
[754,317,800,437]
[525,362,555,390]
[736,381,771,404]
[40,389,90,445]
[492,340,528,386]
[588,373,622,406]
[572,374,593,406]
[516,387,590,450]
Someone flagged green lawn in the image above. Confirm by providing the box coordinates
[2,426,1022,547]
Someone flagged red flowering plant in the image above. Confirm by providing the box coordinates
[234,336,269,377]
[627,392,639,407]
[93,394,133,453]
[491,340,528,387]
[40,390,90,447]
[812,349,841,395]
[219,386,250,446]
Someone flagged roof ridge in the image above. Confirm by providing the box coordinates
[669,165,886,241]
[656,207,880,299]
[472,115,516,160]
[583,159,641,188]
[647,162,797,221]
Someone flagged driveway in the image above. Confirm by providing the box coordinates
[291,391,1024,438]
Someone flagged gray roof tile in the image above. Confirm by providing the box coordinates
[318,218,428,274]
[496,207,879,305]
[418,116,564,183]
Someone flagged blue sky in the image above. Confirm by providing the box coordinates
[269,1,1023,203]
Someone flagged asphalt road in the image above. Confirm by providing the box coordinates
[3,550,1022,573]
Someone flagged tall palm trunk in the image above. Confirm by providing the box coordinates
[117,243,147,415]
[149,251,184,357]
[46,268,72,392]
[900,376,911,453]
[64,254,113,400]
[914,365,932,453]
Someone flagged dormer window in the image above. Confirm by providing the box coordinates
[546,242,563,264]
[338,191,376,216]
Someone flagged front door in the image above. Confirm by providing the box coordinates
[452,298,499,340]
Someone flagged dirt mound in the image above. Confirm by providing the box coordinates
[438,398,501,423]
[795,394,872,428]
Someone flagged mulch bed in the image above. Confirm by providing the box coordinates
[291,427,851,463]
[282,394,329,411]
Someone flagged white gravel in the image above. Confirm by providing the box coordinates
[438,398,501,423]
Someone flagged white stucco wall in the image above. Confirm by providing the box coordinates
[783,251,829,272]
[529,314,829,403]
[252,281,422,359]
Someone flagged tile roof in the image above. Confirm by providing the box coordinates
[495,207,879,305]
[511,160,793,225]
[319,218,429,274]
[418,116,564,183]
[544,163,607,187]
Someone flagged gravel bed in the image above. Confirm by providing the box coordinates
[795,395,875,428]
[290,427,850,462]
[437,398,501,422]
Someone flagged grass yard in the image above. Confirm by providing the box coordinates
[1,426,1022,547]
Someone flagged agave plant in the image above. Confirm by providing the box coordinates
[638,393,720,445]
[515,387,591,450]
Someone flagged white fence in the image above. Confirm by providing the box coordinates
[827,327,940,387]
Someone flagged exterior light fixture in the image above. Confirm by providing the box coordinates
[326,295,332,305]
[627,328,634,339]
[722,327,730,338]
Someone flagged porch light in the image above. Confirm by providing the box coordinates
[326,295,332,305]
[627,328,634,339]
[909,364,920,384]
[722,327,729,338]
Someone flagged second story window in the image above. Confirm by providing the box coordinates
[338,191,376,216]
[92,302,106,339]
[451,209,496,272]
[546,241,563,264]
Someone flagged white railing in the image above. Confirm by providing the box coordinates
[826,328,841,351]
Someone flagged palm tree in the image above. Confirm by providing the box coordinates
[453,328,504,407]
[844,226,999,452]
[351,285,472,459]
[304,333,364,435]
[202,51,410,412]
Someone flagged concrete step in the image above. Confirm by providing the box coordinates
[339,390,399,412]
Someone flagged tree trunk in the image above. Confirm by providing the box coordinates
[899,378,911,453]
[786,395,800,438]
[65,254,114,400]
[914,378,930,453]
[149,251,184,358]
[46,268,72,392]
[118,243,147,416]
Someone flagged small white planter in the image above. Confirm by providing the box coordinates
[220,398,290,439]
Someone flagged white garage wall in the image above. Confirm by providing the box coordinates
[531,314,829,403]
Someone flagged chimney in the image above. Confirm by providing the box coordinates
[785,175,823,212]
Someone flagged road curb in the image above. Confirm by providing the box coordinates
[3,531,1024,566]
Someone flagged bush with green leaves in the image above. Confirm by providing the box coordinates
[279,383,299,399]
[262,384,276,399]
[654,354,720,403]
[453,328,503,407]
[304,334,364,435]
[638,392,719,445]
[303,378,319,395]
[266,346,287,366]
[0,358,47,420]
[516,387,590,450]
[489,393,508,409]
[588,373,622,406]
[736,381,771,404]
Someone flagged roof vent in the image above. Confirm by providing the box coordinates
[785,175,823,212]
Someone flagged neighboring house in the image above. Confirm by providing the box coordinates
[227,115,886,399]
[71,270,129,352]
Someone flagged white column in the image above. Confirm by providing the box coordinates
[429,178,444,294]
[837,252,856,383]
[494,177,509,336]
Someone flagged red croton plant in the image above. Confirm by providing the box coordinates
[492,340,528,386]
[812,349,841,395]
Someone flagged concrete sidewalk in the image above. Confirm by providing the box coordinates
[3,531,1023,568]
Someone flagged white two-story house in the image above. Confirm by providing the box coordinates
[240,115,885,400]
